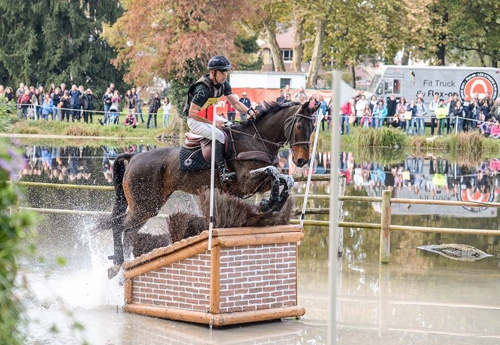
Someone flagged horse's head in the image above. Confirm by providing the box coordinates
[284,100,320,167]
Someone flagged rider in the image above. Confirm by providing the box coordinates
[184,55,256,185]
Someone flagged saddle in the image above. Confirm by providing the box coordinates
[179,132,280,172]
[183,132,230,162]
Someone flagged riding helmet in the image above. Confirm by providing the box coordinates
[207,55,231,71]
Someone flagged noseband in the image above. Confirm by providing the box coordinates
[283,108,315,147]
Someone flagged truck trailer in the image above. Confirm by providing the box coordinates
[368,65,500,103]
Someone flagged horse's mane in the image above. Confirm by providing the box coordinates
[235,101,301,129]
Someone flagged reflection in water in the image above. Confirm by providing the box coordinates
[417,243,495,261]
[15,143,500,344]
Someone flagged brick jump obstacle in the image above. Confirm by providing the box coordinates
[122,225,305,327]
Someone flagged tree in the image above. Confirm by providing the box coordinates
[104,0,257,111]
[0,0,126,100]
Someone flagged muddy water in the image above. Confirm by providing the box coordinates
[17,145,500,345]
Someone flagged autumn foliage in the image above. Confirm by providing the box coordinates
[104,0,256,86]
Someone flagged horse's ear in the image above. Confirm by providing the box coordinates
[312,101,321,114]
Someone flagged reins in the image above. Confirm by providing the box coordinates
[227,105,314,158]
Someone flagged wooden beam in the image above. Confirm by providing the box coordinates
[209,246,221,314]
[124,239,217,279]
[217,232,303,248]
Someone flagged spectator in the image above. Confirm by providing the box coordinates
[17,89,31,120]
[319,95,329,131]
[479,117,494,137]
[238,91,251,122]
[68,84,82,122]
[276,90,285,103]
[361,103,372,128]
[294,86,308,102]
[5,87,13,102]
[52,88,62,121]
[32,88,43,120]
[60,90,71,122]
[101,87,113,124]
[415,97,427,135]
[396,97,407,130]
[355,94,368,126]
[40,93,53,121]
[15,82,25,99]
[428,93,439,136]
[82,89,94,124]
[373,99,388,129]
[285,92,292,103]
[434,98,448,136]
[451,100,465,132]
[124,113,137,128]
[340,98,354,135]
[135,86,145,124]
[405,99,416,135]
[490,97,500,121]
[386,94,397,126]
[162,96,171,128]
[225,97,236,123]
[108,90,121,125]
[489,119,500,138]
[147,92,161,129]
[447,93,459,134]
[125,89,136,120]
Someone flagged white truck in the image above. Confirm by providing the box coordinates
[368,65,500,103]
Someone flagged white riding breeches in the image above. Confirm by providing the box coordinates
[187,116,227,144]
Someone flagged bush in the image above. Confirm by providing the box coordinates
[0,139,35,345]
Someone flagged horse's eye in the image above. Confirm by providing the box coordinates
[297,124,303,130]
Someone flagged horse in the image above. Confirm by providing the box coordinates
[107,100,319,278]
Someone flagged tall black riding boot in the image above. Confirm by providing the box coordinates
[215,141,236,184]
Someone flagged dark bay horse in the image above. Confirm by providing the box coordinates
[107,100,319,277]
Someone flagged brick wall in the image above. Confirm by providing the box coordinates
[219,243,297,313]
[131,253,211,312]
[130,242,298,314]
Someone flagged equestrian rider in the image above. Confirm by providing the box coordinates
[184,55,256,185]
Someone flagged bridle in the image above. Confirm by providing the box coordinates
[283,108,315,147]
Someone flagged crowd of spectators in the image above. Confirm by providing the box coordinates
[0,81,173,129]
[339,89,500,137]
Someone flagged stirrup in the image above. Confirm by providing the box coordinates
[219,169,236,184]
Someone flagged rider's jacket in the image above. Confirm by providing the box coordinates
[183,74,231,121]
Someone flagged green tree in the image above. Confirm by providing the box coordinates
[0,0,126,101]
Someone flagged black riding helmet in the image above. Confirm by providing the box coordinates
[207,55,231,71]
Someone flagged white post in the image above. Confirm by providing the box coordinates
[208,105,217,250]
[328,69,342,345]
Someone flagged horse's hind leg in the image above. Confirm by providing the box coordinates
[108,209,158,279]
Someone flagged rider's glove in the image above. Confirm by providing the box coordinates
[247,108,256,117]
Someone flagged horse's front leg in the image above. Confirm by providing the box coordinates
[250,166,295,212]
[272,173,295,211]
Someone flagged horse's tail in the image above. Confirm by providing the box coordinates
[94,153,134,231]
[110,153,135,223]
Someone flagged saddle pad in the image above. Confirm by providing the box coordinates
[179,146,211,172]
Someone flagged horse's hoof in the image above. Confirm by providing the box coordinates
[107,264,122,279]
[259,199,271,213]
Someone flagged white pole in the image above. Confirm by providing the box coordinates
[208,104,217,251]
[328,69,342,345]
[299,112,322,229]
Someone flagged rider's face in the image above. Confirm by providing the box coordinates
[213,70,228,84]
